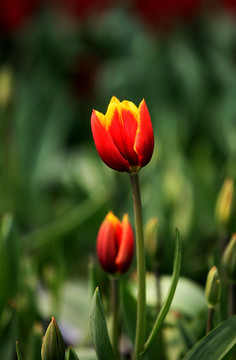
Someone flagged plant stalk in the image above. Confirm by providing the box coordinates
[111,277,120,358]
[155,264,162,313]
[229,284,236,317]
[130,173,146,360]
[206,307,214,334]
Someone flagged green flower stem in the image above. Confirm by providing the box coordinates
[111,278,120,358]
[129,173,146,360]
[206,307,214,334]
[155,265,162,313]
[229,284,236,317]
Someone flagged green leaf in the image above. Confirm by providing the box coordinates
[90,287,117,360]
[0,309,17,359]
[141,275,206,319]
[22,189,109,251]
[184,316,236,360]
[142,228,182,355]
[25,323,43,360]
[16,342,24,360]
[0,214,19,316]
[38,280,91,343]
[66,347,80,360]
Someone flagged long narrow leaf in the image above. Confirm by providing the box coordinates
[184,316,236,360]
[142,228,182,355]
[90,287,117,360]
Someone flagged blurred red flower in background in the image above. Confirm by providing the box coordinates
[133,0,201,29]
[0,0,40,33]
[222,0,236,15]
[49,0,109,21]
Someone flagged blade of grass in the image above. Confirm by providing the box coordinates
[184,316,236,360]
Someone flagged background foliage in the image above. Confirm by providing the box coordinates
[0,1,236,359]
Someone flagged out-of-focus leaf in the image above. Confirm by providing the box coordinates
[25,323,43,360]
[0,310,17,359]
[0,214,19,315]
[133,275,206,319]
[22,188,109,251]
[38,280,91,345]
[73,347,97,360]
[90,288,116,360]
[184,316,236,360]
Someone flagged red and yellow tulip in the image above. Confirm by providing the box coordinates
[91,96,154,172]
[96,211,134,274]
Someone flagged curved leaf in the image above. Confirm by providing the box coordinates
[184,316,236,360]
[143,228,182,354]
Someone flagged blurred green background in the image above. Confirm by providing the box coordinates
[0,0,236,359]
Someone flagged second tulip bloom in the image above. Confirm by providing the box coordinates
[96,211,134,274]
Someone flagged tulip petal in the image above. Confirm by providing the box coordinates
[96,216,118,274]
[91,109,130,172]
[115,214,134,273]
[134,99,154,167]
[109,102,139,166]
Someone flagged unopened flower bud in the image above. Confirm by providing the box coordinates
[96,211,134,274]
[41,317,65,360]
[215,178,234,226]
[222,234,236,284]
[205,266,221,308]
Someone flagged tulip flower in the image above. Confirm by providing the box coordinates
[96,211,134,274]
[91,96,154,173]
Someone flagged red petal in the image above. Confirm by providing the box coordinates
[115,214,134,273]
[134,99,154,168]
[91,110,130,172]
[109,104,139,166]
[96,215,118,274]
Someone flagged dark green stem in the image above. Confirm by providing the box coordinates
[129,173,146,360]
[206,307,214,334]
[111,278,120,358]
[155,265,162,313]
[229,284,236,317]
